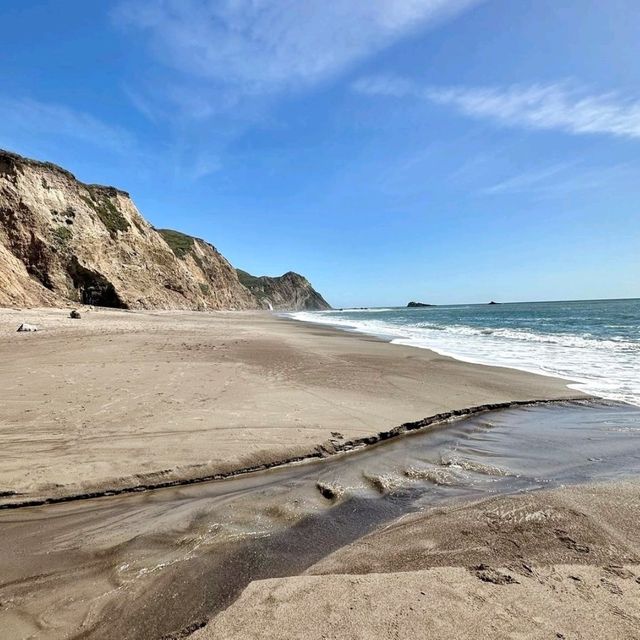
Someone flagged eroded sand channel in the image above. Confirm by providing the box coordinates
[1,400,639,639]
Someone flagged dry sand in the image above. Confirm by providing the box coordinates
[0,307,583,504]
[195,481,640,640]
[1,307,638,640]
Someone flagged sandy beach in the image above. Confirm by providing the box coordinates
[3,307,639,640]
[0,307,583,505]
[3,2,640,637]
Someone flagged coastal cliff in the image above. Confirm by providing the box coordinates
[237,269,331,311]
[0,150,329,311]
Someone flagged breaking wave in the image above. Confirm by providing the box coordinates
[288,301,640,406]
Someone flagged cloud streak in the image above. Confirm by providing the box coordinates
[0,98,133,152]
[480,162,635,198]
[354,77,640,140]
[114,0,482,97]
[480,162,577,195]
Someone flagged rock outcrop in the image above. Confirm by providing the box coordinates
[16,323,37,332]
[0,150,329,311]
[237,270,331,311]
[407,301,434,308]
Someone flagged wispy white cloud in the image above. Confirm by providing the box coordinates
[354,77,640,140]
[123,86,163,123]
[480,162,576,195]
[427,84,640,139]
[352,75,418,98]
[114,0,482,101]
[180,153,222,181]
[480,162,635,198]
[0,97,133,152]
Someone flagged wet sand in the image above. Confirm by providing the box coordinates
[195,481,640,640]
[0,307,582,505]
[1,400,639,639]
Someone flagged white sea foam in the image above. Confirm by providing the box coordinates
[287,311,640,406]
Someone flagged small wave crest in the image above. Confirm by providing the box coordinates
[404,466,459,485]
[439,455,510,477]
[411,323,639,352]
[362,472,404,494]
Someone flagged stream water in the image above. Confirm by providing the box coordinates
[1,400,639,639]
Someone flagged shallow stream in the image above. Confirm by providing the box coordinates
[1,400,639,639]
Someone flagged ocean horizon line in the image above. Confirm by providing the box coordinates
[328,296,640,310]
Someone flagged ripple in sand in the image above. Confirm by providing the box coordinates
[315,481,345,501]
[362,473,405,494]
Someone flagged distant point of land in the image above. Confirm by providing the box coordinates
[407,301,434,308]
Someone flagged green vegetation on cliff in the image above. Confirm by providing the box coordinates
[236,269,269,301]
[81,188,130,237]
[236,269,331,310]
[236,269,261,289]
[52,225,72,247]
[157,229,195,259]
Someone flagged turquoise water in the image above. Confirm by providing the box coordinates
[290,298,640,405]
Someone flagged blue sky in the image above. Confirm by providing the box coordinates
[1,0,639,307]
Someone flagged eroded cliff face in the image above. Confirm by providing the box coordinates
[236,270,331,311]
[0,150,328,311]
[0,150,256,310]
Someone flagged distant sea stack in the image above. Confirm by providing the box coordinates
[407,301,434,308]
[0,149,329,311]
[488,301,500,305]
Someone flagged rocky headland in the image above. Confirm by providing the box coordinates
[0,149,329,311]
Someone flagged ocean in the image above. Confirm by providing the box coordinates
[289,298,640,406]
